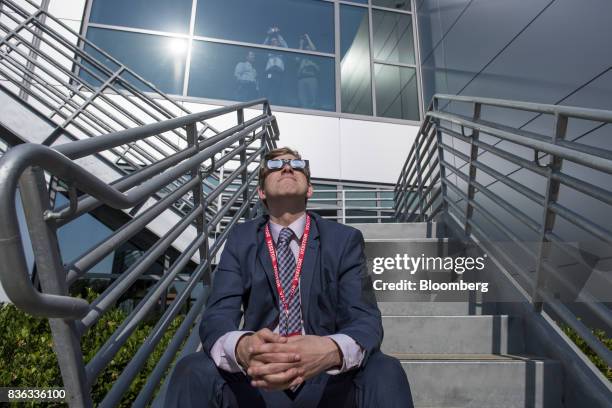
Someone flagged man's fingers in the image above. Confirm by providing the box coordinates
[247,363,297,378]
[250,342,294,355]
[257,329,287,344]
[251,352,300,364]
[250,380,281,390]
[289,376,304,388]
[263,367,304,383]
[250,367,303,389]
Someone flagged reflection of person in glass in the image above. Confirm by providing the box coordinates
[263,27,288,104]
[296,34,320,109]
[234,51,258,101]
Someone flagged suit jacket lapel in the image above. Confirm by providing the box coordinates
[300,213,320,329]
[257,218,279,305]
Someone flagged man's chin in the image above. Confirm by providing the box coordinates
[267,191,308,201]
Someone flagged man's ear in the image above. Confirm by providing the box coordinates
[306,183,313,199]
[257,186,266,201]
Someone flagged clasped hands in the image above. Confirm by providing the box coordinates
[235,328,342,391]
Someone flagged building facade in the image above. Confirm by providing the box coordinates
[72,0,425,185]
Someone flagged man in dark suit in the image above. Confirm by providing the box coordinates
[166,147,413,407]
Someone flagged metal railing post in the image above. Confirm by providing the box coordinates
[464,102,481,235]
[237,108,249,213]
[531,113,568,311]
[376,189,382,223]
[342,189,346,224]
[18,167,92,407]
[262,101,274,151]
[18,0,49,102]
[256,124,268,218]
[433,97,448,220]
[187,123,209,285]
[413,132,426,221]
[215,165,225,235]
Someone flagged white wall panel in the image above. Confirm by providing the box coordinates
[339,117,418,183]
[48,0,87,22]
[182,100,418,184]
[269,110,342,181]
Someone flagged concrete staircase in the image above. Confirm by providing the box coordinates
[0,85,207,259]
[353,222,564,408]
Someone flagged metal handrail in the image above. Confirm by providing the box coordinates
[307,188,395,224]
[0,0,200,144]
[0,0,269,218]
[0,0,286,225]
[394,93,612,369]
[0,98,278,406]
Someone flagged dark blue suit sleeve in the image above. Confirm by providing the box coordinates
[199,229,245,355]
[336,228,383,364]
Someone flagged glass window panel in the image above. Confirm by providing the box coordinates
[83,28,187,95]
[379,190,396,208]
[340,5,372,116]
[311,184,338,200]
[344,0,368,3]
[375,64,419,120]
[346,188,376,207]
[195,0,334,53]
[372,9,415,65]
[188,41,335,111]
[373,0,411,11]
[89,0,192,34]
[56,195,115,275]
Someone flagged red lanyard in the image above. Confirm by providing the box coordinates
[264,215,311,332]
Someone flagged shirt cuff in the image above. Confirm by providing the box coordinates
[325,334,365,375]
[210,331,254,374]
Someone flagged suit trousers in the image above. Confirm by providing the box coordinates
[165,350,413,408]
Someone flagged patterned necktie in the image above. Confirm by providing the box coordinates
[277,227,303,336]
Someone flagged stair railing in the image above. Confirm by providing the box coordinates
[0,0,281,227]
[395,93,612,370]
[0,98,278,407]
[307,187,396,223]
[0,0,241,213]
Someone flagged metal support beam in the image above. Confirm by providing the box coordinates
[237,108,249,215]
[532,113,567,311]
[19,167,92,407]
[413,131,426,221]
[187,122,209,285]
[433,97,448,219]
[464,102,481,235]
[18,0,50,102]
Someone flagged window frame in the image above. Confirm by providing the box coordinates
[80,0,424,126]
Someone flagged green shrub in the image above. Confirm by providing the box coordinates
[561,323,612,381]
[0,294,186,407]
[0,304,61,389]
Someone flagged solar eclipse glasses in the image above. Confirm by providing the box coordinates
[265,159,309,171]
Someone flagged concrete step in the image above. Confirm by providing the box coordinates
[0,86,204,261]
[364,236,477,303]
[393,354,563,408]
[382,315,525,355]
[352,222,445,239]
[0,85,55,144]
